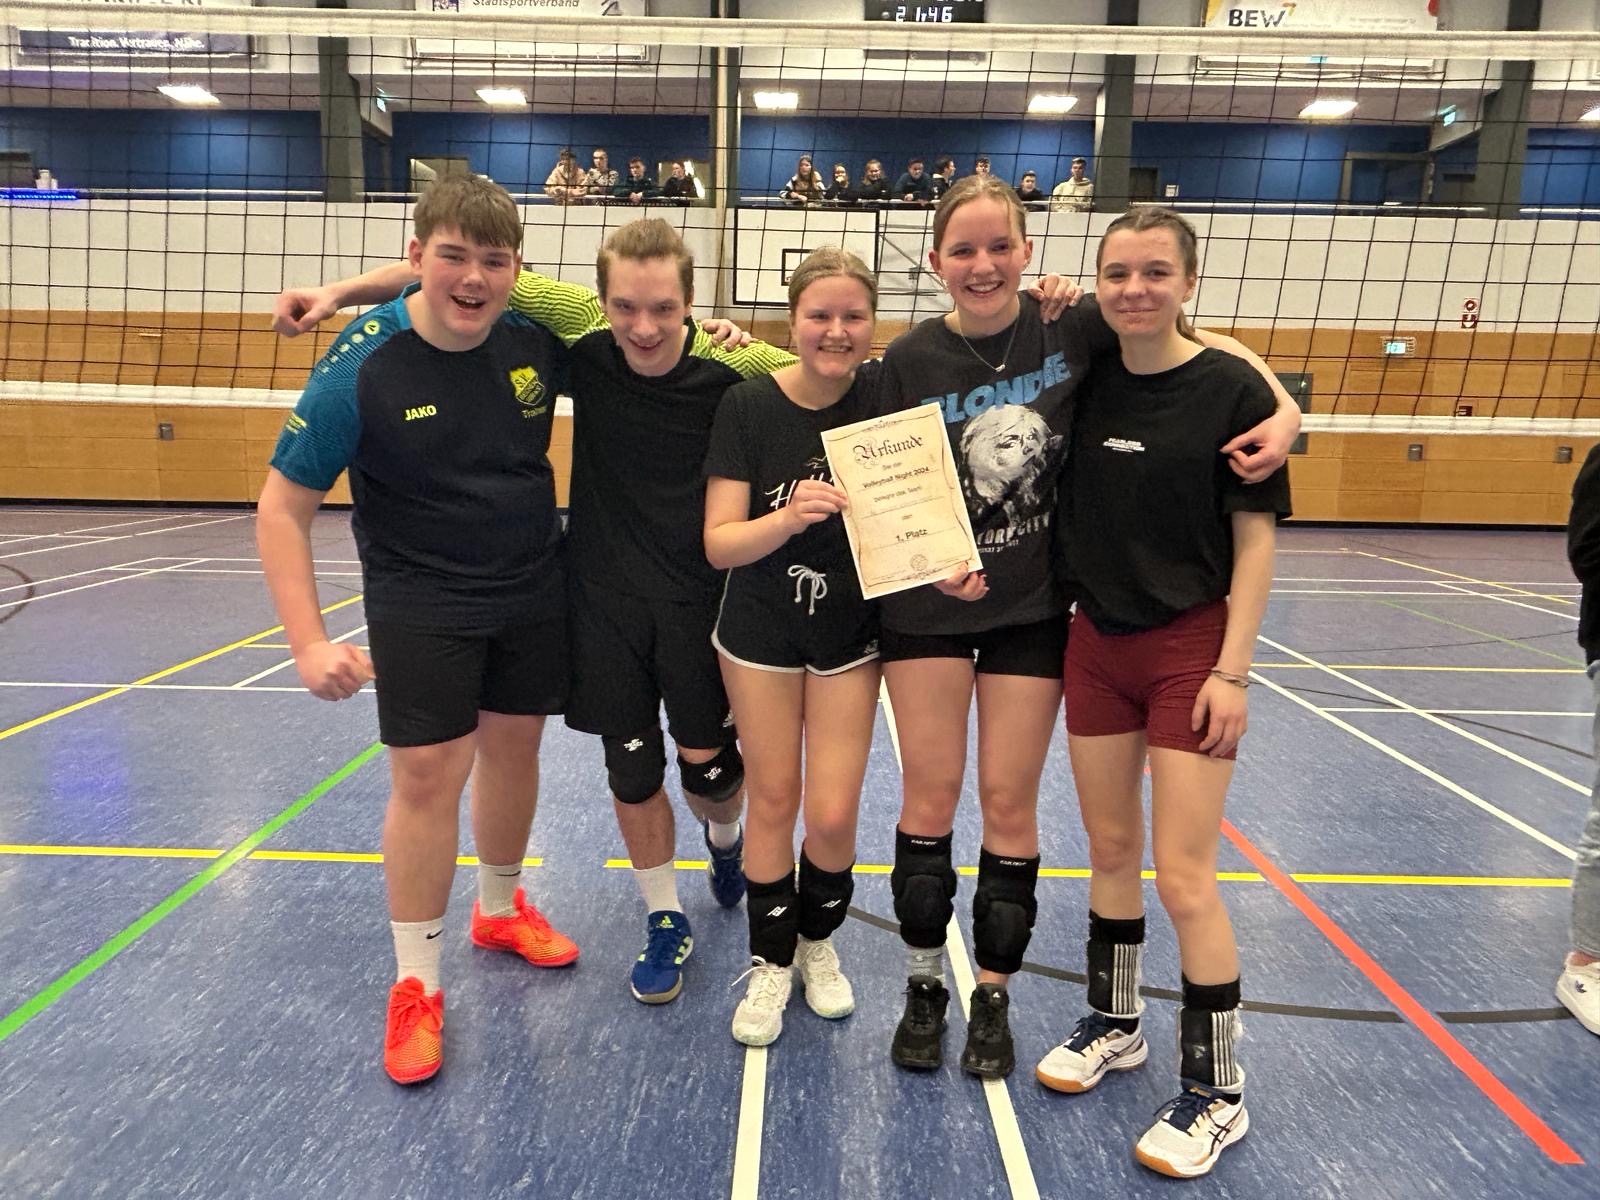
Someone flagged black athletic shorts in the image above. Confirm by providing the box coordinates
[713,575,879,676]
[565,573,736,748]
[879,614,1068,680]
[367,599,569,749]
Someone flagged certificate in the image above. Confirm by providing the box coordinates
[821,403,982,600]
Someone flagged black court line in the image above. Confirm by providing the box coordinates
[0,564,34,624]
[846,907,1573,1028]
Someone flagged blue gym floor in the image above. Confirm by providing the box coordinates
[0,507,1593,1199]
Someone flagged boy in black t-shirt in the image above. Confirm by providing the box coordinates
[272,220,793,1009]
[259,177,580,1087]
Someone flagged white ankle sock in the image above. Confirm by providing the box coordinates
[392,917,446,991]
[477,861,522,917]
[634,861,682,914]
[706,819,741,850]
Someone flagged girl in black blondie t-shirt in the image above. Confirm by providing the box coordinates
[704,248,884,1049]
[875,178,1303,1083]
[1038,208,1290,1181]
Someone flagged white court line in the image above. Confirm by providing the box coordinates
[1273,589,1513,597]
[877,681,1038,1200]
[1252,670,1576,860]
[0,513,216,550]
[195,556,363,564]
[1428,579,1578,620]
[231,625,367,688]
[0,514,249,559]
[1355,550,1578,607]
[0,559,208,609]
[0,532,112,548]
[0,537,120,560]
[730,1046,767,1200]
[1322,708,1592,717]
[0,557,166,595]
[134,515,250,536]
[1261,633,1591,795]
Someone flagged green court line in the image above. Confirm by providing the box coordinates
[0,741,383,1048]
[1374,599,1586,668]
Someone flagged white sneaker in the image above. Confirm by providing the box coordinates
[1135,1087,1249,1179]
[1557,956,1600,1036]
[731,959,793,1047]
[1036,1012,1148,1094]
[795,936,855,1019]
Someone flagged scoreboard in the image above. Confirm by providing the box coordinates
[865,1,985,22]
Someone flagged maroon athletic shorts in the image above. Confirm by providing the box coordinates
[1062,599,1234,760]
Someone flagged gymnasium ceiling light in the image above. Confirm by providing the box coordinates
[1299,99,1358,120]
[753,91,800,110]
[476,87,527,106]
[158,84,219,106]
[1027,95,1078,114]
[1581,105,1600,122]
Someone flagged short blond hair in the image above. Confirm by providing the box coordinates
[413,175,523,252]
[596,218,695,303]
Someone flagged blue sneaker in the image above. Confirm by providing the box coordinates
[704,823,746,909]
[631,910,693,1004]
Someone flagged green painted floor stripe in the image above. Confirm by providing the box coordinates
[0,741,383,1047]
[1375,599,1586,668]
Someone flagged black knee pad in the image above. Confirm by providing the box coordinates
[797,852,855,942]
[747,871,799,967]
[678,743,744,805]
[603,728,666,805]
[972,849,1040,975]
[890,830,957,950]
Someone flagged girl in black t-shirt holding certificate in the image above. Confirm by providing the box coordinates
[875,178,1301,1082]
[1037,208,1290,1180]
[704,248,884,1047]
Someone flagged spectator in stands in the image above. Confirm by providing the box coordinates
[974,156,1004,185]
[616,157,660,205]
[661,160,699,204]
[929,157,957,202]
[780,155,825,205]
[544,148,588,205]
[1051,157,1094,212]
[585,148,620,201]
[1016,170,1048,207]
[824,162,858,205]
[858,159,890,206]
[895,157,933,204]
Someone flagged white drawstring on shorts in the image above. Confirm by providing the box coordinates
[787,565,827,616]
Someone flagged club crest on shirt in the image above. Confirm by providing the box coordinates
[510,365,547,413]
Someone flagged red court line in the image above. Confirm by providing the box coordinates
[1221,818,1584,1167]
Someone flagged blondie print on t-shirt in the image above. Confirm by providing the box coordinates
[921,349,1072,551]
[958,403,1063,539]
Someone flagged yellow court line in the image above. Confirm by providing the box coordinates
[0,595,365,744]
[0,846,1567,887]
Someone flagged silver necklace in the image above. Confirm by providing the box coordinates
[952,314,1018,374]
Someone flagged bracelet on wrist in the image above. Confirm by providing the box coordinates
[1209,668,1250,689]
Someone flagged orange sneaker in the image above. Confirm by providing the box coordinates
[384,977,444,1085]
[470,887,580,967]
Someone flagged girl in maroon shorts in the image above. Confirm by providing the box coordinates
[1035,207,1291,1180]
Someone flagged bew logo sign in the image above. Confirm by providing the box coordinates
[1223,1,1295,25]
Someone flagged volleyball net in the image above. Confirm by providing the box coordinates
[1,1,1599,436]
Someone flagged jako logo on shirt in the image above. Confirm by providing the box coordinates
[510,365,547,415]
[1103,437,1145,454]
[921,352,1071,424]
[404,405,438,422]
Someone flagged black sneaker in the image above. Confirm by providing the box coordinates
[960,983,1014,1079]
[891,975,950,1070]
